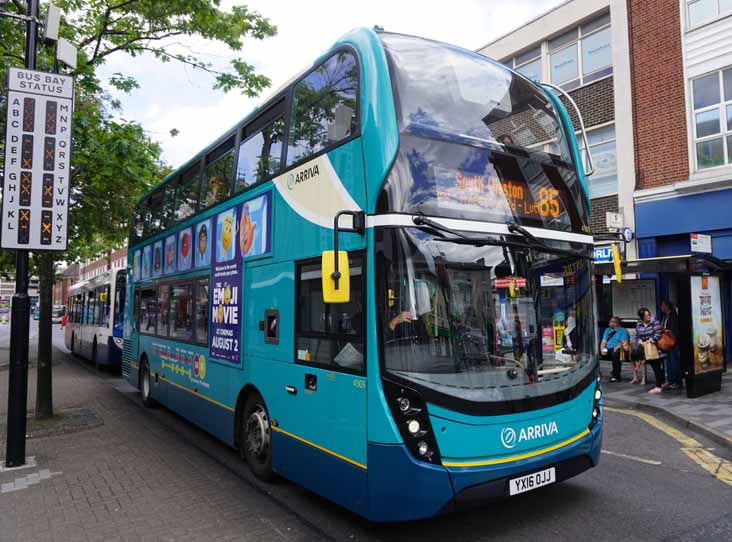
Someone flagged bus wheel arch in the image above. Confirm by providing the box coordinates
[235,385,273,481]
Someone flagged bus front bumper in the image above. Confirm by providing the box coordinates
[366,414,602,522]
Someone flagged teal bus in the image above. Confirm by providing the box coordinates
[124,28,602,521]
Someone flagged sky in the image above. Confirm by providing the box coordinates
[99,0,563,169]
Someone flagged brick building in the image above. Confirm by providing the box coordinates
[53,248,127,305]
[481,0,732,379]
[478,0,636,253]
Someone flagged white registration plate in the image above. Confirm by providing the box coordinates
[509,467,556,496]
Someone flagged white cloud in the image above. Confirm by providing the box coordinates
[100,0,562,168]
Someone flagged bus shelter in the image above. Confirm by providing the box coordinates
[595,254,731,398]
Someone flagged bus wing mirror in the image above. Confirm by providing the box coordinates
[322,250,350,304]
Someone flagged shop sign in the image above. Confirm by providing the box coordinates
[594,246,613,263]
[690,233,712,254]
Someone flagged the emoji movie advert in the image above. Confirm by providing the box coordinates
[209,191,272,363]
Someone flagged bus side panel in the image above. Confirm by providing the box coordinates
[139,333,237,445]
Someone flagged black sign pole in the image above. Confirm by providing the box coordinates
[5,0,39,468]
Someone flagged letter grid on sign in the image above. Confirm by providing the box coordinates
[1,68,74,250]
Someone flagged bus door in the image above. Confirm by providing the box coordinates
[288,255,368,511]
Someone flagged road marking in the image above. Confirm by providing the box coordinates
[0,469,62,493]
[601,449,662,465]
[605,406,732,486]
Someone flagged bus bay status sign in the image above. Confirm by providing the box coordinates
[2,68,74,251]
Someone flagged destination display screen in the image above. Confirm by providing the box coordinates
[378,134,588,233]
[435,167,566,223]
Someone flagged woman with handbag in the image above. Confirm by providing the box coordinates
[659,300,681,389]
[634,307,665,394]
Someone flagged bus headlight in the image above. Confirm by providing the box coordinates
[589,372,602,430]
[382,379,441,464]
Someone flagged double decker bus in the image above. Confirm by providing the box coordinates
[124,28,602,521]
[66,269,126,368]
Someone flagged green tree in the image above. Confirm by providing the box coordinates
[0,0,276,419]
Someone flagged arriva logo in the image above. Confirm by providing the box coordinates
[287,164,320,190]
[500,427,517,448]
[500,422,559,449]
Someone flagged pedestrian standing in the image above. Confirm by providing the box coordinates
[601,316,630,382]
[660,300,682,389]
[634,307,665,393]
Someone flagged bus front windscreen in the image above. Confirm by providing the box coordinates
[376,227,596,411]
[379,33,589,234]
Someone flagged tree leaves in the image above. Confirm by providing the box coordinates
[0,0,276,269]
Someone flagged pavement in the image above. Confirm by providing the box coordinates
[0,317,39,368]
[600,359,732,449]
[1,328,732,541]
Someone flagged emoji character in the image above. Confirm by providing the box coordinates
[222,214,234,252]
[224,284,232,304]
[166,243,175,268]
[239,204,256,256]
[181,232,190,259]
[217,304,224,323]
[198,224,208,258]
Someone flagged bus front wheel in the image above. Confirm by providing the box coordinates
[140,359,156,408]
[241,393,273,481]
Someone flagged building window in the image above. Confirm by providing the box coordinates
[691,67,732,170]
[687,0,732,28]
[508,46,542,82]
[581,125,617,198]
[549,13,612,90]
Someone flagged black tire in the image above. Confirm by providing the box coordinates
[140,359,157,408]
[240,393,273,481]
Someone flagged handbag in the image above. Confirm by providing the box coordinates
[642,341,660,360]
[657,329,677,352]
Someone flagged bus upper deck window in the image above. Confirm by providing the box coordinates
[287,51,358,166]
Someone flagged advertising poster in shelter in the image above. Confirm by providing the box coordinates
[209,191,272,363]
[690,275,724,374]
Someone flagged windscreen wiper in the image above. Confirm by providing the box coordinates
[412,215,592,260]
[507,221,592,260]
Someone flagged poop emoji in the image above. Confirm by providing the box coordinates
[217,303,224,324]
[224,284,232,305]
[239,204,256,256]
[222,215,234,252]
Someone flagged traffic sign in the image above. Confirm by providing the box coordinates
[2,67,73,250]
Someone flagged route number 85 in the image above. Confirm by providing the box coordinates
[538,188,560,218]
